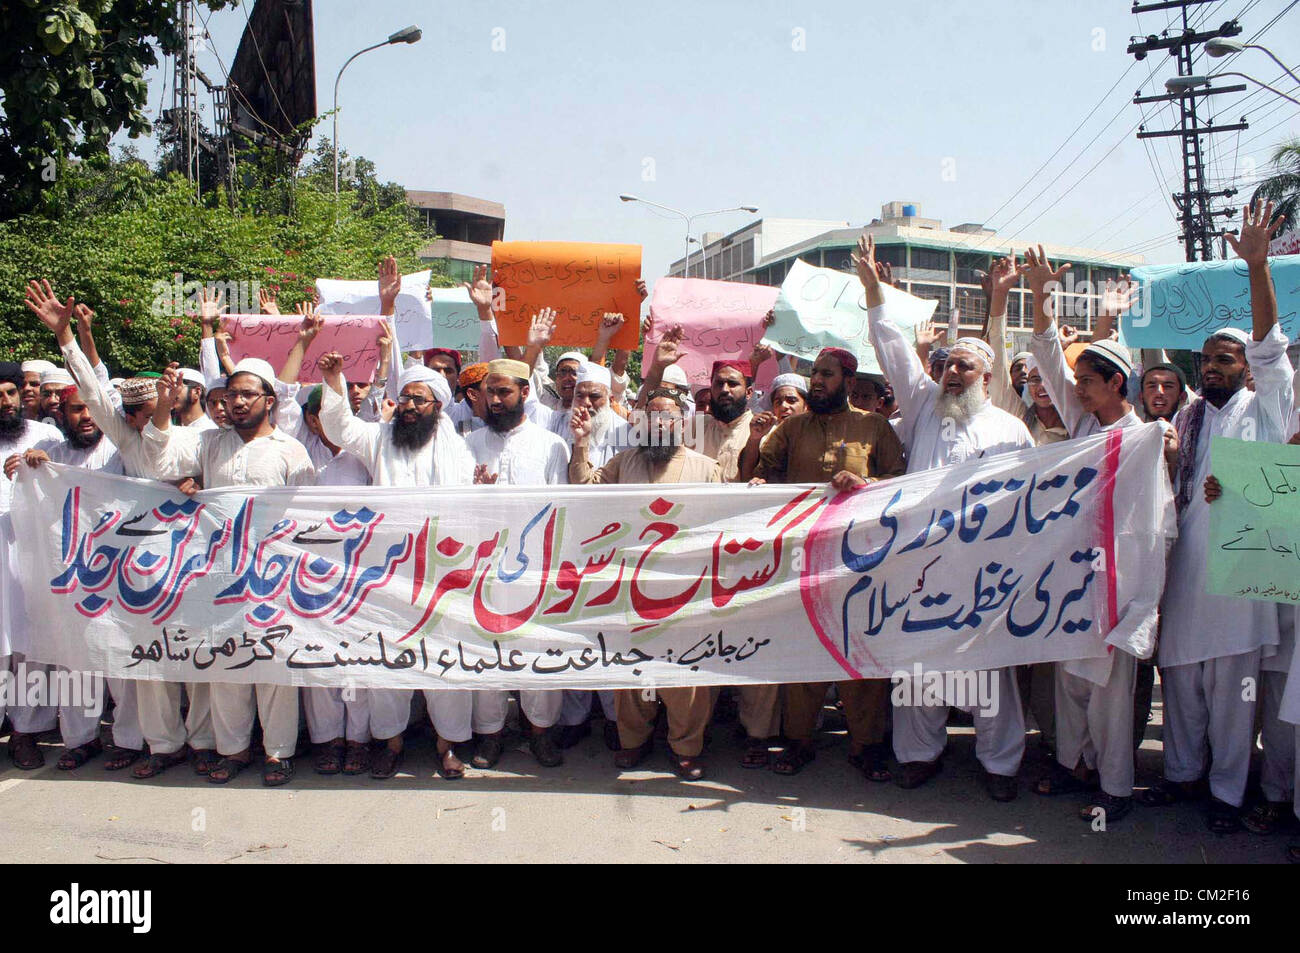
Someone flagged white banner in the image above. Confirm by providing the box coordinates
[316,271,432,352]
[9,425,1173,690]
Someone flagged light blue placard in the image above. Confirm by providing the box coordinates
[1119,254,1300,349]
[429,287,482,352]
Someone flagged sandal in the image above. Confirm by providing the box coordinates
[439,746,466,780]
[370,745,403,780]
[848,743,892,783]
[668,751,705,781]
[131,749,187,779]
[57,738,103,771]
[1136,777,1202,807]
[1033,761,1098,797]
[1206,797,1242,835]
[190,748,219,776]
[342,741,371,775]
[263,758,294,787]
[7,733,44,770]
[1080,792,1133,823]
[207,756,251,784]
[773,742,816,776]
[740,737,771,770]
[1241,801,1288,835]
[103,745,141,771]
[314,741,346,775]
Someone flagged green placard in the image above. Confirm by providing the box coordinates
[1207,436,1300,603]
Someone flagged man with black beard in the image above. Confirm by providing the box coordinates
[570,390,721,779]
[751,347,907,778]
[318,354,476,780]
[0,361,63,768]
[466,358,570,769]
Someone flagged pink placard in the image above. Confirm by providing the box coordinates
[646,278,780,396]
[223,314,384,384]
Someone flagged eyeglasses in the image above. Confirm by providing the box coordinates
[396,394,438,407]
[225,390,267,403]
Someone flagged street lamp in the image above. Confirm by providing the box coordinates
[1165,72,1300,106]
[333,26,423,213]
[619,195,759,277]
[1205,38,1300,87]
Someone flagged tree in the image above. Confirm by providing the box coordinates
[0,0,236,218]
[1250,137,1300,236]
[0,150,445,372]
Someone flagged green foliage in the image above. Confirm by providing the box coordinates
[0,149,441,373]
[0,0,237,218]
[1250,137,1300,235]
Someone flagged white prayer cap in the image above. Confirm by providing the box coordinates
[40,367,75,388]
[556,350,586,368]
[770,373,809,396]
[662,364,689,388]
[22,360,56,376]
[399,363,452,407]
[950,337,996,368]
[576,361,611,390]
[179,367,204,388]
[1081,338,1135,377]
[203,370,225,392]
[227,357,277,392]
[1207,327,1250,347]
[1010,351,1033,366]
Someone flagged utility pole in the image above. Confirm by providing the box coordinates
[1128,1,1247,261]
[168,0,202,199]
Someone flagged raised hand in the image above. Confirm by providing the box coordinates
[852,233,878,289]
[1224,198,1283,267]
[1023,244,1072,294]
[23,279,75,334]
[635,278,648,301]
[376,319,394,351]
[527,307,557,348]
[762,308,775,329]
[378,255,401,311]
[258,286,280,315]
[380,397,396,422]
[294,300,324,343]
[74,302,95,334]
[156,362,185,412]
[987,255,1025,299]
[464,264,495,314]
[570,405,593,442]
[1099,274,1138,318]
[749,410,777,441]
[596,312,625,344]
[317,351,345,378]
[198,286,226,327]
[473,464,499,485]
[652,324,686,368]
[914,318,946,349]
[1059,324,1078,346]
[748,342,774,370]
[874,260,895,288]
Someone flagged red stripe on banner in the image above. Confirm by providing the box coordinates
[1098,429,1123,635]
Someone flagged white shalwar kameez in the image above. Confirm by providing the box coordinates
[465,419,571,733]
[317,382,477,744]
[61,341,214,755]
[869,303,1034,778]
[1029,324,1176,798]
[140,419,316,760]
[1160,325,1293,806]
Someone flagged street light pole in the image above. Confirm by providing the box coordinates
[618,195,759,277]
[1205,38,1300,87]
[1166,72,1300,107]
[333,26,422,219]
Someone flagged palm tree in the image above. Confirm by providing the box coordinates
[1250,137,1300,234]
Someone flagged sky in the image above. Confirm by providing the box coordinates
[124,0,1300,281]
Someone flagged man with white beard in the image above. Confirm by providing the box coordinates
[555,361,628,749]
[1024,244,1178,823]
[317,352,477,780]
[0,355,64,768]
[1138,200,1293,834]
[856,233,1035,801]
[25,282,217,779]
[466,358,571,769]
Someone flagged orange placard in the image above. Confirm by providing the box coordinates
[491,241,642,350]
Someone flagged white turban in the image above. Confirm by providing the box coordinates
[228,358,277,392]
[950,337,995,368]
[178,367,204,388]
[399,363,452,407]
[576,361,611,390]
[22,360,57,376]
[1208,327,1250,346]
[40,367,75,388]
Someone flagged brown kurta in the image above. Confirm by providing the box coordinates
[690,410,752,482]
[568,443,721,485]
[755,405,907,751]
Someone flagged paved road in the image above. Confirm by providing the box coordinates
[0,698,1292,864]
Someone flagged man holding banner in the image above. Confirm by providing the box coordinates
[751,346,906,777]
[1140,200,1292,834]
[855,234,1034,800]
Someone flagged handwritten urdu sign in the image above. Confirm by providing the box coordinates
[491,241,642,350]
[647,277,780,393]
[763,259,937,374]
[1208,436,1300,603]
[11,425,1171,689]
[223,314,384,384]
[1119,255,1300,349]
[316,270,434,353]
